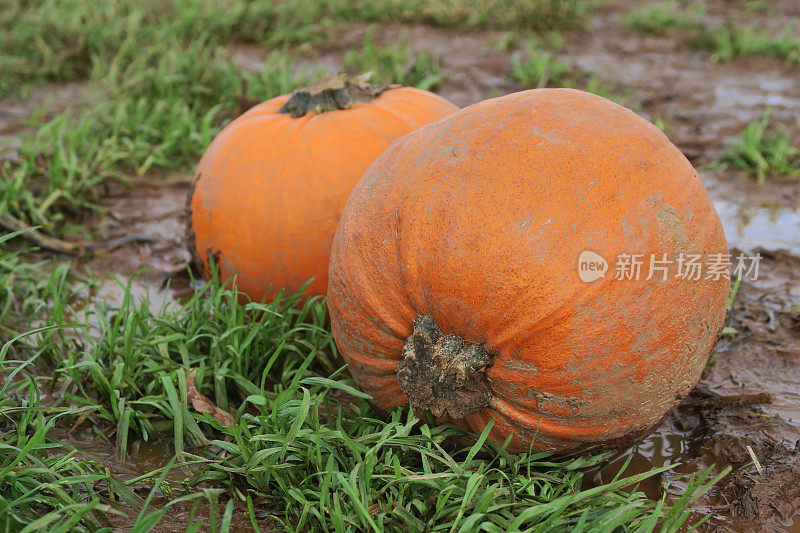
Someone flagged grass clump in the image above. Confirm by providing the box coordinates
[0,241,213,531]
[692,22,800,64]
[626,3,704,34]
[333,0,590,30]
[192,394,726,531]
[52,273,335,455]
[0,234,67,331]
[0,351,237,531]
[511,48,629,106]
[512,47,571,88]
[0,372,122,531]
[720,110,800,183]
[342,29,442,90]
[0,0,157,97]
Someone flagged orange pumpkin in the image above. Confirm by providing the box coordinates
[328,88,729,453]
[187,76,458,301]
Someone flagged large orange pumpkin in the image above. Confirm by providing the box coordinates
[187,76,458,301]
[328,88,729,453]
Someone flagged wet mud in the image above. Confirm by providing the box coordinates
[694,251,800,530]
[56,428,265,532]
[3,0,800,530]
[0,82,96,162]
[71,178,197,314]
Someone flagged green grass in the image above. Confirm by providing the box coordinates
[0,357,233,531]
[1,0,589,99]
[512,47,571,88]
[337,0,589,30]
[626,3,704,34]
[512,47,629,105]
[342,29,442,90]
[0,243,729,530]
[692,22,800,64]
[720,110,800,183]
[0,0,155,98]
[1,370,123,530]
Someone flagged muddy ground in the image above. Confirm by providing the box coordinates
[2,0,799,531]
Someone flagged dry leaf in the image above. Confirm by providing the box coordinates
[185,369,234,428]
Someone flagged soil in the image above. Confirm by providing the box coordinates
[3,0,800,530]
[0,82,97,163]
[55,428,266,531]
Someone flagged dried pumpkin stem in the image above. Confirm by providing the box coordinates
[278,74,396,117]
[397,315,493,418]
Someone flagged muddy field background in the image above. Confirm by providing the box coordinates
[2,0,799,531]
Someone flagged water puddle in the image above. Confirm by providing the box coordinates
[0,82,94,161]
[714,198,800,256]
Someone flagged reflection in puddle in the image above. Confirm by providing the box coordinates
[88,274,192,316]
[713,198,800,256]
[583,413,692,497]
[715,76,800,110]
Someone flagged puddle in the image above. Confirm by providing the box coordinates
[52,426,178,483]
[69,179,196,313]
[108,498,266,532]
[51,426,265,532]
[81,273,195,318]
[0,82,95,161]
[82,179,193,275]
[715,76,800,109]
[583,412,695,499]
[715,198,800,257]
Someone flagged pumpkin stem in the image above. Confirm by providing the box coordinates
[397,315,493,419]
[278,73,396,117]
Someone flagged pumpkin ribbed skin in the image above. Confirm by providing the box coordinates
[188,87,458,301]
[328,88,729,453]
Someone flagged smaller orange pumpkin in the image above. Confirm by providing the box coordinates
[186,75,458,301]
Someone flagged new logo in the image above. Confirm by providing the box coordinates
[578,251,608,283]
